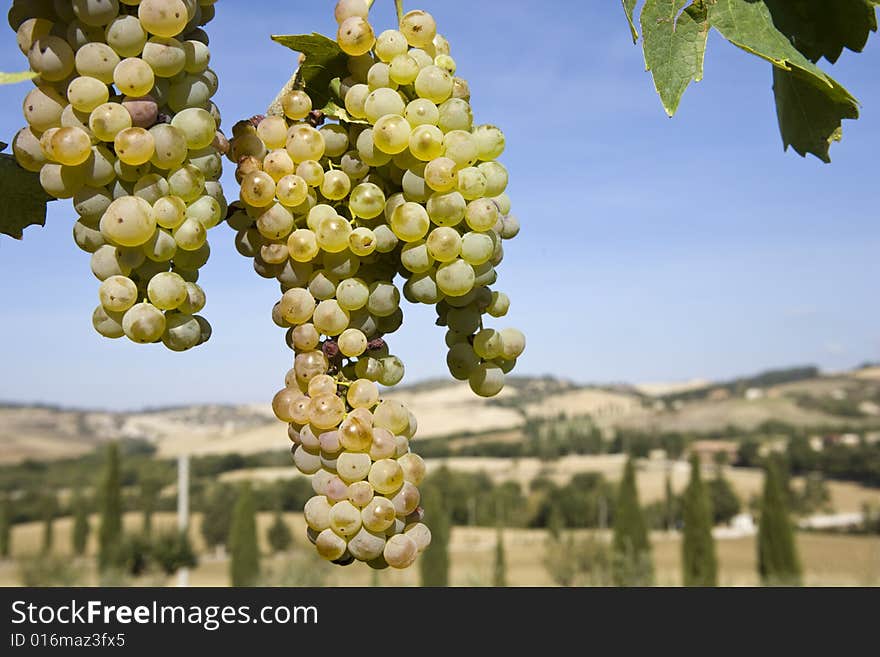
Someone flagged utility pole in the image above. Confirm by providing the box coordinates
[177,453,189,587]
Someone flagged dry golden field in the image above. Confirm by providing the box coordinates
[1,512,877,587]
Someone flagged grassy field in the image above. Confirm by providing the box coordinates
[1,512,877,587]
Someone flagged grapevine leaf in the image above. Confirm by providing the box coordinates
[639,0,709,116]
[763,0,878,64]
[271,33,349,107]
[707,0,859,162]
[0,71,37,85]
[622,0,640,42]
[772,68,859,163]
[322,99,370,125]
[0,150,53,240]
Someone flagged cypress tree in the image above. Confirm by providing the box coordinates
[757,460,802,586]
[98,442,123,571]
[266,509,293,553]
[681,454,718,586]
[419,484,450,587]
[0,496,10,558]
[201,485,236,552]
[229,483,260,586]
[664,470,675,531]
[493,526,507,587]
[611,457,653,586]
[71,490,90,556]
[140,476,161,537]
[41,493,55,555]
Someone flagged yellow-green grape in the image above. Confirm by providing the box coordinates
[172,218,207,250]
[443,130,478,168]
[472,328,502,359]
[478,161,509,196]
[294,160,322,188]
[456,167,487,200]
[346,380,378,412]
[90,245,130,280]
[100,195,156,247]
[337,452,372,484]
[138,0,189,38]
[404,522,432,552]
[122,302,166,344]
[338,328,367,358]
[290,395,313,426]
[75,43,120,83]
[240,170,276,207]
[329,500,362,539]
[309,270,338,300]
[373,399,410,434]
[378,356,405,387]
[275,174,308,208]
[368,427,397,460]
[279,288,315,325]
[12,127,46,173]
[290,324,320,352]
[435,53,456,76]
[149,124,188,169]
[49,127,91,167]
[313,300,350,336]
[424,157,457,193]
[339,412,373,452]
[335,0,369,23]
[114,58,155,97]
[72,0,120,26]
[436,259,475,297]
[316,215,352,253]
[355,356,382,381]
[388,53,418,86]
[281,89,312,121]
[337,16,375,56]
[362,497,396,533]
[92,305,125,339]
[320,170,351,200]
[364,88,405,124]
[308,393,345,430]
[348,183,385,219]
[114,127,155,166]
[394,434,411,457]
[500,215,520,240]
[82,145,116,187]
[287,228,319,263]
[427,191,466,227]
[183,39,210,74]
[398,453,426,486]
[167,164,205,202]
[132,173,169,204]
[90,102,132,142]
[373,224,399,253]
[437,98,472,133]
[315,528,347,561]
[346,228,375,258]
[375,29,408,62]
[400,9,437,48]
[500,328,526,359]
[293,445,323,474]
[178,282,206,314]
[372,114,411,155]
[99,275,138,313]
[426,226,462,263]
[367,62,396,91]
[67,76,109,113]
[336,278,369,313]
[364,281,398,318]
[147,271,187,310]
[304,495,332,532]
[405,99,440,129]
[263,149,295,181]
[27,35,75,81]
[344,83,370,119]
[348,527,386,561]
[16,18,53,56]
[286,124,325,163]
[472,124,505,161]
[257,115,288,150]
[414,65,453,104]
[465,198,499,231]
[256,203,294,240]
[186,195,222,229]
[390,202,430,242]
[170,107,216,150]
[105,14,148,57]
[391,481,420,517]
[142,36,186,77]
[408,124,443,162]
[384,534,418,569]
[469,362,505,398]
[306,374,336,398]
[162,313,201,352]
[460,231,494,265]
[22,86,65,134]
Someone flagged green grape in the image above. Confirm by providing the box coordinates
[401,170,428,203]
[294,159,323,187]
[153,195,187,229]
[186,195,222,228]
[473,328,503,359]
[375,29,408,62]
[469,362,505,397]
[390,201,430,241]
[354,356,382,381]
[336,278,369,311]
[167,73,214,112]
[286,124,325,163]
[349,182,385,219]
[435,54,456,76]
[100,195,156,247]
[373,224,399,253]
[276,174,308,207]
[147,271,187,310]
[293,445,322,474]
[75,43,120,83]
[256,203,294,240]
[148,124,187,169]
[322,251,360,280]
[460,231,494,265]
[177,282,205,314]
[344,83,370,119]
[347,378,379,409]
[239,170,275,207]
[91,245,130,280]
[356,128,392,167]
[282,89,312,120]
[172,218,207,250]
[72,0,120,26]
[362,497,396,533]
[279,288,315,324]
[183,39,210,73]
[320,124,349,158]
[162,313,201,351]
[378,355,405,386]
[436,259,475,297]
[188,146,223,180]
[309,393,346,430]
[405,98,440,127]
[391,481,420,517]
[313,299,350,336]
[316,215,352,253]
[478,161,508,196]
[304,496,332,532]
[337,16,375,57]
[424,157,457,193]
[414,65,453,104]
[337,452,372,484]
[308,271,338,300]
[367,62,396,90]
[404,270,442,304]
[139,0,189,38]
[320,170,351,201]
[167,164,205,203]
[443,130,478,168]
[287,228,319,263]
[16,18,53,56]
[82,146,117,187]
[500,215,520,240]
[348,528,386,561]
[74,218,106,253]
[105,14,148,57]
[114,57,155,97]
[384,534,418,569]
[12,127,46,173]
[132,174,169,205]
[50,127,92,167]
[400,9,437,47]
[364,88,406,124]
[171,107,216,150]
[373,399,409,434]
[142,36,186,77]
[456,167,487,200]
[473,124,506,161]
[409,124,444,161]
[92,305,125,338]
[89,102,132,142]
[115,127,155,166]
[99,275,138,313]
[26,35,72,82]
[447,341,479,380]
[438,98,473,133]
[22,85,65,133]
[426,191,466,227]
[368,427,396,460]
[389,53,419,85]
[66,76,109,114]
[368,459,404,495]
[426,226,462,263]
[143,228,177,261]
[122,302,166,343]
[365,281,399,318]
[408,48,434,69]
[500,328,526,359]
[404,522,432,552]
[465,198,498,231]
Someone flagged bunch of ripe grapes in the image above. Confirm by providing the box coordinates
[10,0,225,351]
[227,0,524,568]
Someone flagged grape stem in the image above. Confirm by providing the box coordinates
[394,0,404,23]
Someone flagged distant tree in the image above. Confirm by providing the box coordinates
[611,457,653,586]
[98,443,123,571]
[0,495,12,558]
[420,484,450,587]
[757,461,802,586]
[71,490,90,556]
[152,530,197,576]
[229,483,260,587]
[708,474,741,525]
[682,455,718,587]
[139,475,162,537]
[41,493,56,555]
[546,501,564,540]
[663,470,676,531]
[736,438,761,467]
[267,509,293,553]
[493,527,507,587]
[797,472,830,515]
[201,485,237,552]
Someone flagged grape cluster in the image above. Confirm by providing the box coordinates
[227,0,524,567]
[10,0,226,351]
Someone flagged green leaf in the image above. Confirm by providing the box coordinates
[622,0,641,42]
[0,152,53,240]
[707,0,859,162]
[271,33,348,108]
[0,71,37,85]
[322,99,370,125]
[639,0,709,116]
[772,68,859,163]
[764,0,878,64]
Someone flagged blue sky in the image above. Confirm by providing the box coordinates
[0,1,878,409]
